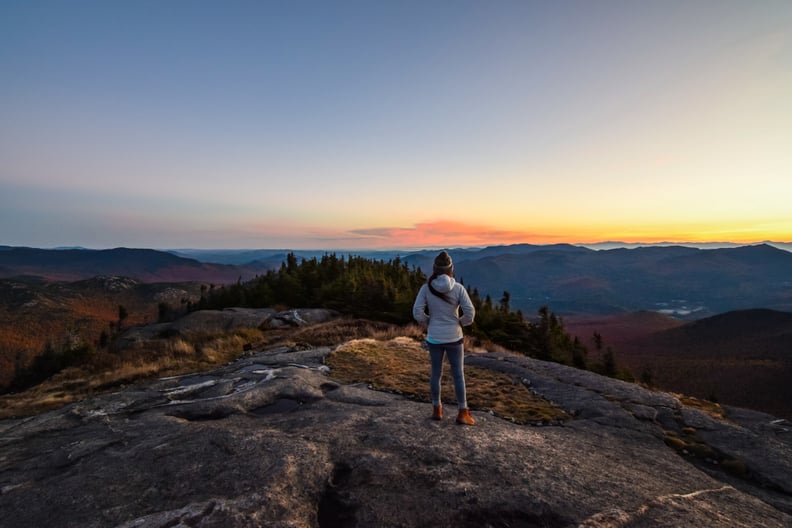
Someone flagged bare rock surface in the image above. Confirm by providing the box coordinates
[2,338,791,527]
[118,308,340,345]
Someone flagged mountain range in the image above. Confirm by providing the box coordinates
[176,243,792,317]
[404,243,792,317]
[4,243,791,318]
[0,246,262,283]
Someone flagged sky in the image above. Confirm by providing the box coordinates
[1,1,791,250]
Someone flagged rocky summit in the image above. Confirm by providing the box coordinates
[1,321,791,527]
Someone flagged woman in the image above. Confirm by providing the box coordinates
[412,250,476,425]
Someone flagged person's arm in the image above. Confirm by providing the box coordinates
[458,286,476,326]
[412,285,430,324]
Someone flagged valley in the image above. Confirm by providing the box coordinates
[565,309,792,420]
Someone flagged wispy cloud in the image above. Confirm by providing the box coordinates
[348,221,559,248]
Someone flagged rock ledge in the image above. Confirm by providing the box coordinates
[1,338,790,527]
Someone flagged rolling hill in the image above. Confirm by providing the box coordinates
[567,309,792,420]
[6,242,791,326]
[0,247,262,283]
[404,243,792,317]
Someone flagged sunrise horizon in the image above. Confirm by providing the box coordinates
[2,2,790,251]
[12,227,792,253]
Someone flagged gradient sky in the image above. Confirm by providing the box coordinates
[1,1,791,250]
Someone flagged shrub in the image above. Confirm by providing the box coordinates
[326,337,569,424]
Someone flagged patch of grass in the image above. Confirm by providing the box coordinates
[663,433,687,452]
[0,328,264,419]
[273,318,426,348]
[325,337,568,424]
[664,430,750,480]
[677,394,726,420]
[664,430,716,459]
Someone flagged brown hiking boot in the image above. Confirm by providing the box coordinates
[432,405,443,420]
[456,408,475,426]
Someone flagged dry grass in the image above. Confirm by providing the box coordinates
[663,428,749,479]
[0,319,422,419]
[0,328,263,419]
[1,318,566,424]
[259,318,427,349]
[326,337,568,424]
[676,394,727,420]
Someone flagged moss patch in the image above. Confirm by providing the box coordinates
[663,429,749,479]
[326,337,568,425]
[677,394,726,420]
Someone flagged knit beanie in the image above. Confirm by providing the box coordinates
[433,250,453,275]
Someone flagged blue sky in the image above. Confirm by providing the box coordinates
[1,1,791,249]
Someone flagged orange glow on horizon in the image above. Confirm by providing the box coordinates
[348,221,553,248]
[343,220,792,249]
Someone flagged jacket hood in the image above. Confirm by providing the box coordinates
[430,274,456,293]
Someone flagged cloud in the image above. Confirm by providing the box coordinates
[348,221,557,248]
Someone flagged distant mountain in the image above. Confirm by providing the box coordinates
[169,249,302,266]
[5,243,792,317]
[169,248,410,266]
[769,241,792,253]
[0,247,263,283]
[171,244,589,268]
[443,243,792,317]
[580,240,792,252]
[172,241,792,267]
[581,241,746,250]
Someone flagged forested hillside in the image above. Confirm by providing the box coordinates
[0,277,204,391]
[197,253,626,379]
[405,243,792,316]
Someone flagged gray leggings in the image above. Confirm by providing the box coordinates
[427,340,468,410]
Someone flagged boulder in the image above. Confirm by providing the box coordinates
[170,307,278,336]
[265,308,341,328]
[118,308,341,348]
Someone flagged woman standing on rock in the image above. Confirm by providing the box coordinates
[412,250,476,425]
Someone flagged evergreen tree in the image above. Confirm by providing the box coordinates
[571,336,587,369]
[602,347,617,377]
[117,305,128,329]
[499,291,511,313]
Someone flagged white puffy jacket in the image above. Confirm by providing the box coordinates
[412,274,475,343]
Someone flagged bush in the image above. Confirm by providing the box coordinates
[10,341,95,392]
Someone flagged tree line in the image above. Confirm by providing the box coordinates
[194,253,424,323]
